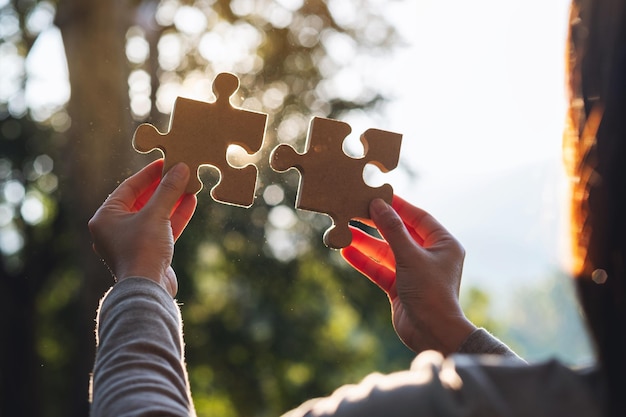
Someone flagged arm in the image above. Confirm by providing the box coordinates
[88,159,197,296]
[458,328,523,359]
[88,159,198,416]
[91,278,195,417]
[342,196,520,358]
[282,349,534,417]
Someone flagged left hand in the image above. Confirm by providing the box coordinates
[88,159,197,297]
[341,196,474,355]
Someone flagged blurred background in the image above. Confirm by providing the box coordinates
[0,0,593,416]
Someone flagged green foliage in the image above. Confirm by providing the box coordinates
[462,285,504,335]
[1,1,408,416]
[0,114,80,417]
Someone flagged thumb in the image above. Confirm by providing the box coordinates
[144,162,190,216]
[369,198,417,260]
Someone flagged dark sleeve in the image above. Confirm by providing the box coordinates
[458,328,526,363]
[89,277,196,417]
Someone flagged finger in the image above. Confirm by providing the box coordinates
[341,245,397,298]
[349,226,395,270]
[108,159,165,210]
[391,195,452,248]
[132,176,161,212]
[143,162,191,218]
[370,198,420,258]
[391,195,427,245]
[171,193,197,241]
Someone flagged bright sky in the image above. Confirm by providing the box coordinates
[384,0,570,176]
[352,0,574,298]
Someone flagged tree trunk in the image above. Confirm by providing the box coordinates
[55,1,138,415]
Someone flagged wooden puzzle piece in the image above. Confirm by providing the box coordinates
[270,116,402,249]
[132,72,267,207]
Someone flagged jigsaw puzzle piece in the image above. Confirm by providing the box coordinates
[205,78,267,206]
[132,72,267,207]
[211,163,258,207]
[133,97,208,195]
[270,116,402,249]
[359,128,403,178]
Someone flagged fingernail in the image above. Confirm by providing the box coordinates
[370,198,389,217]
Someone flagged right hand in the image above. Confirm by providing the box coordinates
[88,159,197,297]
[341,196,476,355]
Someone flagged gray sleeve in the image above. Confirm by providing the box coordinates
[90,277,196,417]
[458,328,526,363]
[282,352,598,417]
[281,330,527,417]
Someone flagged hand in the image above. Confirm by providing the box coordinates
[341,196,476,355]
[88,159,197,297]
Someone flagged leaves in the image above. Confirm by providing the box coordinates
[1,1,409,416]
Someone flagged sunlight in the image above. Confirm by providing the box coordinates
[21,194,45,225]
[128,69,151,118]
[262,184,285,206]
[197,21,264,71]
[24,27,70,121]
[3,180,25,204]
[25,1,55,36]
[0,203,11,227]
[0,225,22,255]
[262,82,289,110]
[0,43,23,102]
[268,205,298,229]
[376,0,573,299]
[125,27,149,64]
[277,112,309,144]
[173,6,208,35]
[9,0,574,297]
[157,32,184,71]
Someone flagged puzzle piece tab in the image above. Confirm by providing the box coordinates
[132,72,267,207]
[270,116,402,249]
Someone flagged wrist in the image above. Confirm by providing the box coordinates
[115,266,175,297]
[438,314,476,355]
[401,304,477,355]
[415,305,476,355]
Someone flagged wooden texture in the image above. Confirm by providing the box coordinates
[133,72,268,207]
[270,116,402,249]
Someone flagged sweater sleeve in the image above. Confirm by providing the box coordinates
[280,332,527,417]
[281,352,599,417]
[458,328,526,364]
[89,277,196,417]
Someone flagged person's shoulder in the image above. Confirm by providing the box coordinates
[436,352,605,417]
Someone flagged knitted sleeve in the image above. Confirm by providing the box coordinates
[90,277,196,417]
[458,328,526,363]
